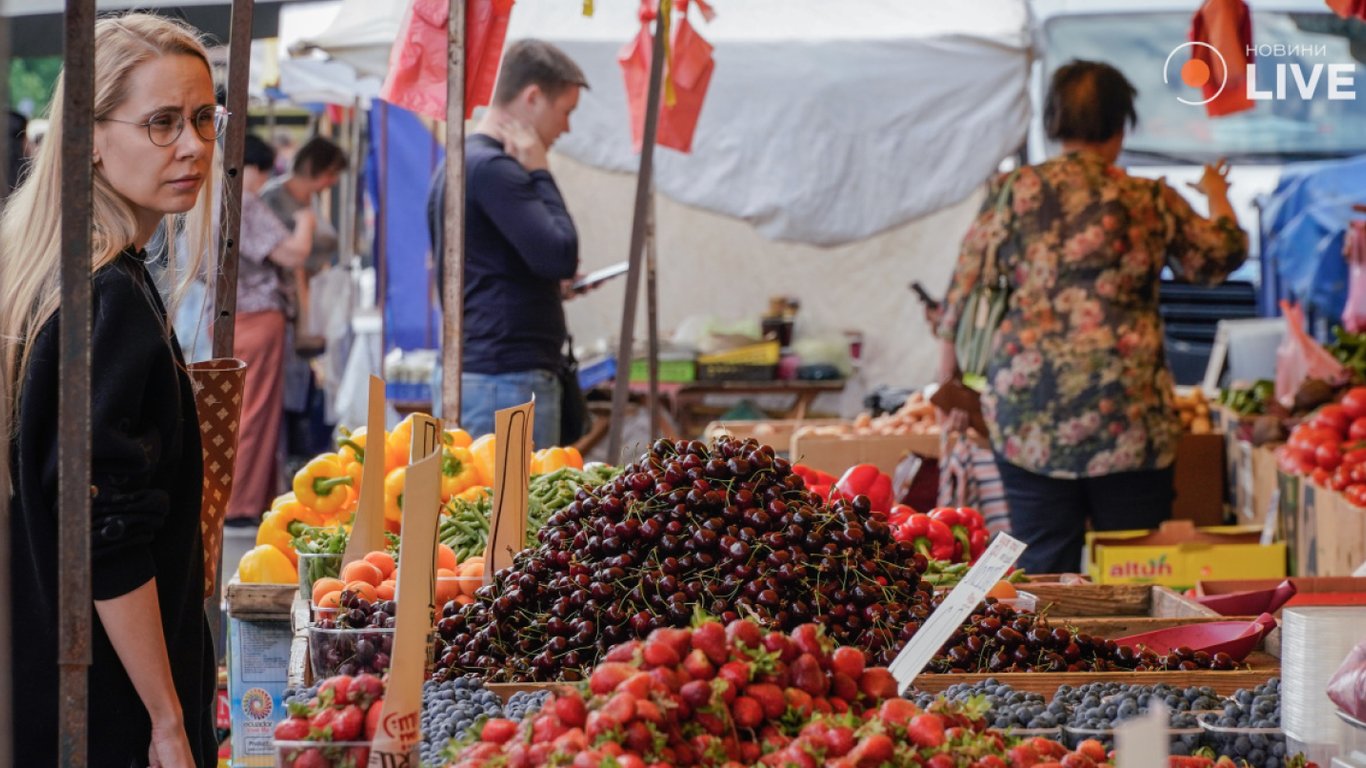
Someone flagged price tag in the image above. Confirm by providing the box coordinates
[1116,699,1170,768]
[484,399,534,580]
[887,533,1026,691]
[342,376,388,567]
[367,415,442,768]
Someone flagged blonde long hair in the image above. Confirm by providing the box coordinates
[0,13,218,498]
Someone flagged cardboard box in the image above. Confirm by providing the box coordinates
[1298,484,1366,577]
[1173,432,1227,527]
[227,617,294,767]
[788,432,941,477]
[704,419,846,454]
[1249,444,1281,527]
[1085,520,1286,588]
[1277,468,1303,575]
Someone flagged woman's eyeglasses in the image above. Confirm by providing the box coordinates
[97,104,230,147]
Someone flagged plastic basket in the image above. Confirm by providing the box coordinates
[298,553,343,601]
[697,341,781,366]
[629,358,696,383]
[275,741,378,767]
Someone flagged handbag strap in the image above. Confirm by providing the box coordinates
[979,168,1021,286]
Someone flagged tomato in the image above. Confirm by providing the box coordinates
[1311,404,1352,438]
[1345,448,1366,467]
[1346,484,1366,508]
[1331,465,1353,491]
[1290,425,1340,452]
[1312,467,1332,486]
[1349,418,1366,442]
[1317,441,1344,470]
[1342,387,1366,421]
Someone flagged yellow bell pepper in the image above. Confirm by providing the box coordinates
[383,467,406,524]
[270,492,297,511]
[239,544,298,584]
[533,447,575,475]
[564,446,584,469]
[337,426,368,465]
[441,446,481,502]
[292,454,354,517]
[444,428,473,450]
[255,513,297,564]
[386,415,415,473]
[456,485,491,504]
[469,433,497,487]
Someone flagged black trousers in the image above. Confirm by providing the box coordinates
[995,457,1175,574]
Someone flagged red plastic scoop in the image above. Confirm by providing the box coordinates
[1195,579,1298,616]
[1113,613,1278,662]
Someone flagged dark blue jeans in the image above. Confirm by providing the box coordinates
[994,457,1174,574]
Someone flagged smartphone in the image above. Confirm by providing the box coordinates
[909,281,940,310]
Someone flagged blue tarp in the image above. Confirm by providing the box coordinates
[1262,154,1366,324]
[366,101,443,353]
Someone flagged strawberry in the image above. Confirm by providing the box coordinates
[790,624,830,661]
[308,707,337,737]
[604,640,643,663]
[831,672,859,703]
[345,746,370,766]
[364,698,384,740]
[634,698,664,724]
[552,727,588,753]
[908,713,946,749]
[1077,740,1108,764]
[762,632,797,662]
[290,749,327,768]
[928,755,957,768]
[851,733,894,764]
[825,725,856,757]
[726,619,763,651]
[1032,737,1069,759]
[586,710,615,739]
[1168,758,1214,768]
[625,720,654,754]
[740,741,762,764]
[745,683,786,719]
[680,679,713,709]
[531,713,565,744]
[554,694,587,728]
[1063,754,1098,768]
[830,646,866,679]
[317,675,351,708]
[683,649,715,680]
[731,696,764,729]
[601,692,638,725]
[642,638,681,668]
[696,710,727,736]
[977,757,1008,768]
[620,671,653,700]
[589,662,638,696]
[785,688,814,718]
[691,621,729,665]
[878,698,918,727]
[481,718,519,744]
[273,716,310,741]
[617,753,646,768]
[1010,744,1041,768]
[330,705,364,741]
[348,673,384,706]
[719,660,751,689]
[648,627,693,660]
[648,665,681,693]
[790,653,830,697]
[859,668,899,701]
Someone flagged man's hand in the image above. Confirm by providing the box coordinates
[561,274,595,301]
[501,120,549,172]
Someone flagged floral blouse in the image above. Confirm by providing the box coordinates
[936,151,1248,478]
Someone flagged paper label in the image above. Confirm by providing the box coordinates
[484,399,534,580]
[367,416,441,767]
[887,533,1026,691]
[343,376,388,566]
[1116,699,1170,768]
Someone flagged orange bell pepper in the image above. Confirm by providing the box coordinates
[468,433,497,487]
[444,428,473,450]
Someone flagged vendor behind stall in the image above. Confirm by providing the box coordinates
[935,59,1249,573]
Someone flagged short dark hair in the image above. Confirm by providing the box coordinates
[293,136,347,178]
[242,133,276,172]
[1043,60,1138,143]
[493,40,589,106]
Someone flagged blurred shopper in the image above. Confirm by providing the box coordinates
[427,40,587,448]
[261,136,345,456]
[936,60,1248,573]
[226,134,316,525]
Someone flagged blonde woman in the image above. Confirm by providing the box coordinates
[0,14,222,766]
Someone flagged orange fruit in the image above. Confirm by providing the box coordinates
[436,567,457,578]
[340,559,384,587]
[986,580,1019,599]
[316,590,342,609]
[435,576,461,607]
[311,577,346,606]
[375,580,396,601]
[364,551,396,579]
[454,594,474,606]
[437,544,459,573]
[456,561,485,597]
[344,580,378,602]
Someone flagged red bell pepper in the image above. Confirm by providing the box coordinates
[929,506,989,564]
[969,527,989,563]
[792,463,837,495]
[893,513,955,561]
[829,464,894,513]
[887,504,917,527]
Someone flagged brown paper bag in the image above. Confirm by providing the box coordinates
[187,358,248,598]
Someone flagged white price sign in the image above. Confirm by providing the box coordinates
[887,533,1026,691]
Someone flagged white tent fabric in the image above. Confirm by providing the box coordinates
[298,0,1030,245]
[278,57,383,105]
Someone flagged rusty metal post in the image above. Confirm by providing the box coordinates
[607,2,670,460]
[212,0,255,358]
[58,0,95,764]
[441,0,466,423]
[645,190,661,439]
[377,100,389,362]
[0,12,11,205]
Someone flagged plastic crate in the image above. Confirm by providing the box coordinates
[629,358,696,383]
[696,362,778,382]
[697,341,780,366]
[577,356,616,389]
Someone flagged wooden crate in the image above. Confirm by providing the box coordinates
[223,571,297,618]
[1021,584,1216,619]
[486,682,579,702]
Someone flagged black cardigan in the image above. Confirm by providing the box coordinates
[9,250,216,766]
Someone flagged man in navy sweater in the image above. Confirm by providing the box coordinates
[428,40,588,447]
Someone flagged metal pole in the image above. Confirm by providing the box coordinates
[607,3,670,460]
[59,0,95,764]
[441,0,466,424]
[212,0,255,359]
[645,190,661,438]
[0,12,11,204]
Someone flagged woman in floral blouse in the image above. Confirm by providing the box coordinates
[935,60,1248,573]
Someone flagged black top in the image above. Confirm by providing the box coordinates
[427,133,579,374]
[9,249,216,766]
